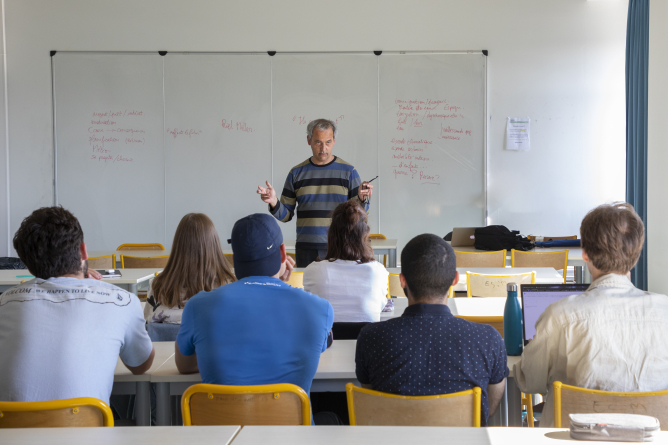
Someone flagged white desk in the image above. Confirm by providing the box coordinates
[0,426,241,445]
[382,297,508,320]
[0,268,161,294]
[111,341,176,426]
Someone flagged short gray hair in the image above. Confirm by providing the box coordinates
[307,119,337,140]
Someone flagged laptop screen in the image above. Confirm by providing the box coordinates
[521,284,589,344]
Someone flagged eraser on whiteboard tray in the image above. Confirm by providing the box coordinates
[159,51,168,56]
[268,51,277,56]
[374,51,382,56]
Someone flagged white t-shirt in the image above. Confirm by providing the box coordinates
[143,278,185,324]
[0,277,153,404]
[303,259,389,322]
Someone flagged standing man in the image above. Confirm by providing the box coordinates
[257,118,373,267]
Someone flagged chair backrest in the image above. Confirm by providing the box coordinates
[0,398,114,428]
[87,254,116,269]
[147,322,181,342]
[286,271,303,289]
[369,234,388,267]
[346,383,481,426]
[553,381,668,429]
[181,383,311,426]
[454,250,506,268]
[466,271,536,298]
[455,315,504,338]
[388,273,405,298]
[121,255,170,268]
[332,322,372,340]
[511,249,568,283]
[528,235,577,242]
[224,253,234,268]
[117,243,165,251]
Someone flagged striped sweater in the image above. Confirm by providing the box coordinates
[270,157,369,250]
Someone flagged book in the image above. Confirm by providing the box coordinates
[96,269,122,278]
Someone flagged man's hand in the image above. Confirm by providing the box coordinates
[358,182,373,202]
[278,254,296,283]
[86,269,103,280]
[257,181,278,209]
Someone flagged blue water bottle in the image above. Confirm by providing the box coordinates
[503,282,523,356]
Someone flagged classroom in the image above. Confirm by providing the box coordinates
[1,0,668,443]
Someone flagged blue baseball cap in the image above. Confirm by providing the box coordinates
[230,213,284,279]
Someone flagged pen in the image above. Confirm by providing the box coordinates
[363,176,378,205]
[16,275,34,278]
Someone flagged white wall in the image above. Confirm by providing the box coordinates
[648,0,668,294]
[4,0,628,254]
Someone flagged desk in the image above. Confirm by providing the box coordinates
[0,268,161,294]
[0,426,241,445]
[112,341,176,426]
[382,297,508,320]
[149,340,522,427]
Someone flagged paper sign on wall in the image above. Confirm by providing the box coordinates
[506,117,530,151]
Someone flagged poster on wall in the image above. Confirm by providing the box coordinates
[506,117,530,151]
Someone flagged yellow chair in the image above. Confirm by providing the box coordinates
[454,250,507,268]
[287,252,296,262]
[346,383,481,427]
[117,243,165,251]
[181,383,311,426]
[553,382,668,429]
[455,315,503,338]
[121,255,170,269]
[286,271,303,289]
[87,254,116,269]
[466,271,536,298]
[0,398,114,428]
[511,249,568,283]
[369,234,387,267]
[528,235,577,242]
[522,393,535,427]
[389,273,454,298]
[224,253,234,268]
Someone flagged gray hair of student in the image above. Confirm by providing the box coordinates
[307,119,338,140]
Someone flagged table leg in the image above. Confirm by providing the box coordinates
[129,283,138,295]
[155,382,171,426]
[135,381,150,426]
[507,376,523,427]
[574,266,583,284]
[388,249,397,268]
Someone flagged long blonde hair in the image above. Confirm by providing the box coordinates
[152,213,235,308]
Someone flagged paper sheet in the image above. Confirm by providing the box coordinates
[506,117,530,151]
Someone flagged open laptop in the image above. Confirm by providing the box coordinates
[520,283,589,345]
[450,227,481,247]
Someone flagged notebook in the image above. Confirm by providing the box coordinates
[450,227,480,247]
[96,269,122,278]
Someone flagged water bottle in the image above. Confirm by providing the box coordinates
[503,282,523,355]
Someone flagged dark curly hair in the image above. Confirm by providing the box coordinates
[13,206,84,279]
[324,200,374,264]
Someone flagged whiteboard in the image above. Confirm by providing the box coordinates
[53,52,486,255]
[53,53,165,250]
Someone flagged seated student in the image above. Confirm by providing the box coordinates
[303,200,388,323]
[355,234,508,425]
[175,213,334,400]
[144,213,236,324]
[0,206,154,404]
[515,202,668,427]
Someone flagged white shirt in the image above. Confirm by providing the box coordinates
[143,279,185,324]
[514,274,668,427]
[303,259,389,322]
[0,277,153,404]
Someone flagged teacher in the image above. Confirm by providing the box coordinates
[257,118,373,268]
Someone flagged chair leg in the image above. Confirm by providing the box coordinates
[522,393,534,427]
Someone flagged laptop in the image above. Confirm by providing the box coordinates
[450,227,481,247]
[520,283,589,345]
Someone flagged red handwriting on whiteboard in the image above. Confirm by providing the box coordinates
[293,116,307,125]
[167,127,202,139]
[222,119,254,133]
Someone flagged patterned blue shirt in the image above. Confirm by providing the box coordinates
[355,303,509,424]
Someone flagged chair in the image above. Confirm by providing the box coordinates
[346,383,481,426]
[121,255,170,268]
[224,253,234,268]
[286,271,303,289]
[87,254,116,269]
[466,271,535,298]
[287,252,296,262]
[522,393,535,427]
[528,235,577,242]
[454,250,506,268]
[369,234,387,267]
[455,315,503,338]
[181,383,311,426]
[553,381,668,429]
[389,273,453,298]
[117,243,165,251]
[511,249,568,283]
[332,322,372,340]
[147,323,180,342]
[0,398,114,428]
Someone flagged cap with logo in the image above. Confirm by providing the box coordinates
[230,213,284,280]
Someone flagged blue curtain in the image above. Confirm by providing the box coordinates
[626,0,649,290]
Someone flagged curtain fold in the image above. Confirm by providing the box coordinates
[626,0,649,290]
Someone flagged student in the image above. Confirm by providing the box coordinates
[0,206,154,404]
[355,234,508,425]
[303,200,388,323]
[515,202,668,427]
[175,213,333,399]
[144,213,236,324]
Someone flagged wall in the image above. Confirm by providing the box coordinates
[3,0,628,254]
[648,0,668,294]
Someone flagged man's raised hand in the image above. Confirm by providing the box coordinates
[257,181,278,209]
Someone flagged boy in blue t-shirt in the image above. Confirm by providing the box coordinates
[176,213,334,398]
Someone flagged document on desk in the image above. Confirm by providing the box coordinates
[506,117,530,151]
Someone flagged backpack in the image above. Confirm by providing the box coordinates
[473,226,534,251]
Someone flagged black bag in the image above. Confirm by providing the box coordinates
[0,257,26,270]
[474,226,534,251]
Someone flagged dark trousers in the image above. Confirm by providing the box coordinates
[296,248,327,268]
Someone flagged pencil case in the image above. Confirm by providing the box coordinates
[569,413,660,442]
